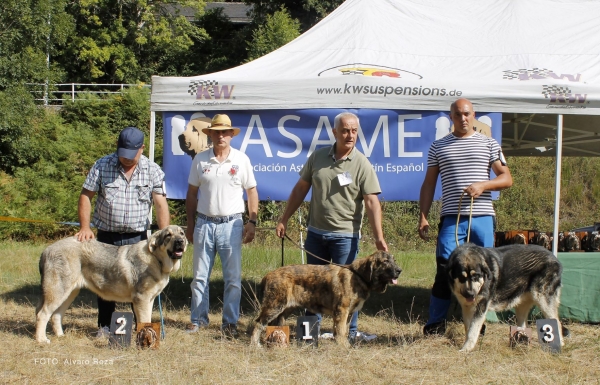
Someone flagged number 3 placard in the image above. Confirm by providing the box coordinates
[535,319,561,353]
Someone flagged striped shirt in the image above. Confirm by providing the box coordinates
[83,153,165,232]
[427,132,505,217]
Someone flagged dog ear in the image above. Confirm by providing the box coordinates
[148,229,163,252]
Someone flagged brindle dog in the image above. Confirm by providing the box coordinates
[250,251,402,347]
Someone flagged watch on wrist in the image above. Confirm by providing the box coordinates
[248,219,257,226]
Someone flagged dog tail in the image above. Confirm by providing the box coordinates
[35,251,47,315]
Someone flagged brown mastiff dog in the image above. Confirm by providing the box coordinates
[250,251,402,347]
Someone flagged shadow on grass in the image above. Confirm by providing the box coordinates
[1,277,433,338]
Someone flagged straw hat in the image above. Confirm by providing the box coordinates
[202,114,241,136]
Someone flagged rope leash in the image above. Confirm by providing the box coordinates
[455,192,475,247]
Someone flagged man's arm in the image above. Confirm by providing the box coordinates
[464,160,513,198]
[275,178,311,238]
[185,184,199,243]
[364,193,388,251]
[418,166,440,240]
[152,192,170,229]
[75,188,96,242]
[243,186,259,244]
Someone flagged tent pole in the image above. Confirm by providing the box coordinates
[551,114,563,256]
[147,111,156,238]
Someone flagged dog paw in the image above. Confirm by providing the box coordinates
[459,342,476,352]
[37,337,51,344]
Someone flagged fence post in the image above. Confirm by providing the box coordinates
[71,83,75,102]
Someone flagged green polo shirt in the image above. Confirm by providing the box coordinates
[300,144,381,236]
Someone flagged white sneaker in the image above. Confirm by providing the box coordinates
[96,326,110,339]
[349,331,377,343]
[319,332,334,340]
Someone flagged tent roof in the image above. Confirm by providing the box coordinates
[151,0,600,156]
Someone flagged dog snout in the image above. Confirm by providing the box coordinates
[461,289,477,302]
[174,238,186,250]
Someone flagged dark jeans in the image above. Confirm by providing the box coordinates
[303,230,360,334]
[96,230,147,328]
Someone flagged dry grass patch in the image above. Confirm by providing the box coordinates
[1,241,599,384]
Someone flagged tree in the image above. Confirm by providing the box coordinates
[245,0,343,32]
[0,0,74,89]
[246,7,300,61]
[55,0,209,84]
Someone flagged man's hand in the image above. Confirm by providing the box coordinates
[418,217,430,241]
[275,221,287,238]
[243,222,256,244]
[464,182,486,198]
[75,227,95,242]
[375,239,388,252]
[185,226,194,244]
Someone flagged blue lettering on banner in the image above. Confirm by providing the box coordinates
[163,109,502,201]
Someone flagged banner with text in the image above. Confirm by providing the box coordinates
[163,109,502,201]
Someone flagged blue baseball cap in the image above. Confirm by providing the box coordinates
[117,127,144,159]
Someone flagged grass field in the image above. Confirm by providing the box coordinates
[1,240,599,384]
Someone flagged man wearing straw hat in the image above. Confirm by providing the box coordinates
[185,114,258,337]
[418,98,512,336]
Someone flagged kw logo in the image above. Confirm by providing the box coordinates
[503,68,581,82]
[188,80,235,100]
[542,85,587,104]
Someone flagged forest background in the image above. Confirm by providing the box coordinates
[1,0,599,246]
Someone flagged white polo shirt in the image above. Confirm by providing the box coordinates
[188,147,257,217]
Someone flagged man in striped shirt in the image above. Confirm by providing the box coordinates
[418,98,512,335]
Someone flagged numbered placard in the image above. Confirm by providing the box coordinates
[109,312,134,348]
[535,319,561,353]
[296,316,319,347]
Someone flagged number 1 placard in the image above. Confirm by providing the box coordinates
[109,312,134,348]
[296,316,319,347]
[535,319,561,353]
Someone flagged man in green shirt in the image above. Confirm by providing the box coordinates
[276,111,388,342]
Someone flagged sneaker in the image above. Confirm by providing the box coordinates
[221,324,239,339]
[96,326,110,339]
[423,321,446,336]
[319,332,334,340]
[349,331,377,344]
[186,324,200,334]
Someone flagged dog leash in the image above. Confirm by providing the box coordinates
[455,191,474,247]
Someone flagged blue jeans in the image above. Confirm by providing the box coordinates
[190,216,243,328]
[304,230,360,335]
[426,215,495,326]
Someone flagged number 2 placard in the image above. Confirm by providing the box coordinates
[109,312,134,348]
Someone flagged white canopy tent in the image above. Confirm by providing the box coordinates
[151,0,600,254]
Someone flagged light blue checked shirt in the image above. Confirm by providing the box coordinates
[83,153,165,232]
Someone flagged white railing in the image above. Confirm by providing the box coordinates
[26,83,150,105]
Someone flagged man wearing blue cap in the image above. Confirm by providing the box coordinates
[75,126,170,338]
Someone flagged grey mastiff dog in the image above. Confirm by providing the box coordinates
[35,225,187,343]
[447,243,565,352]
